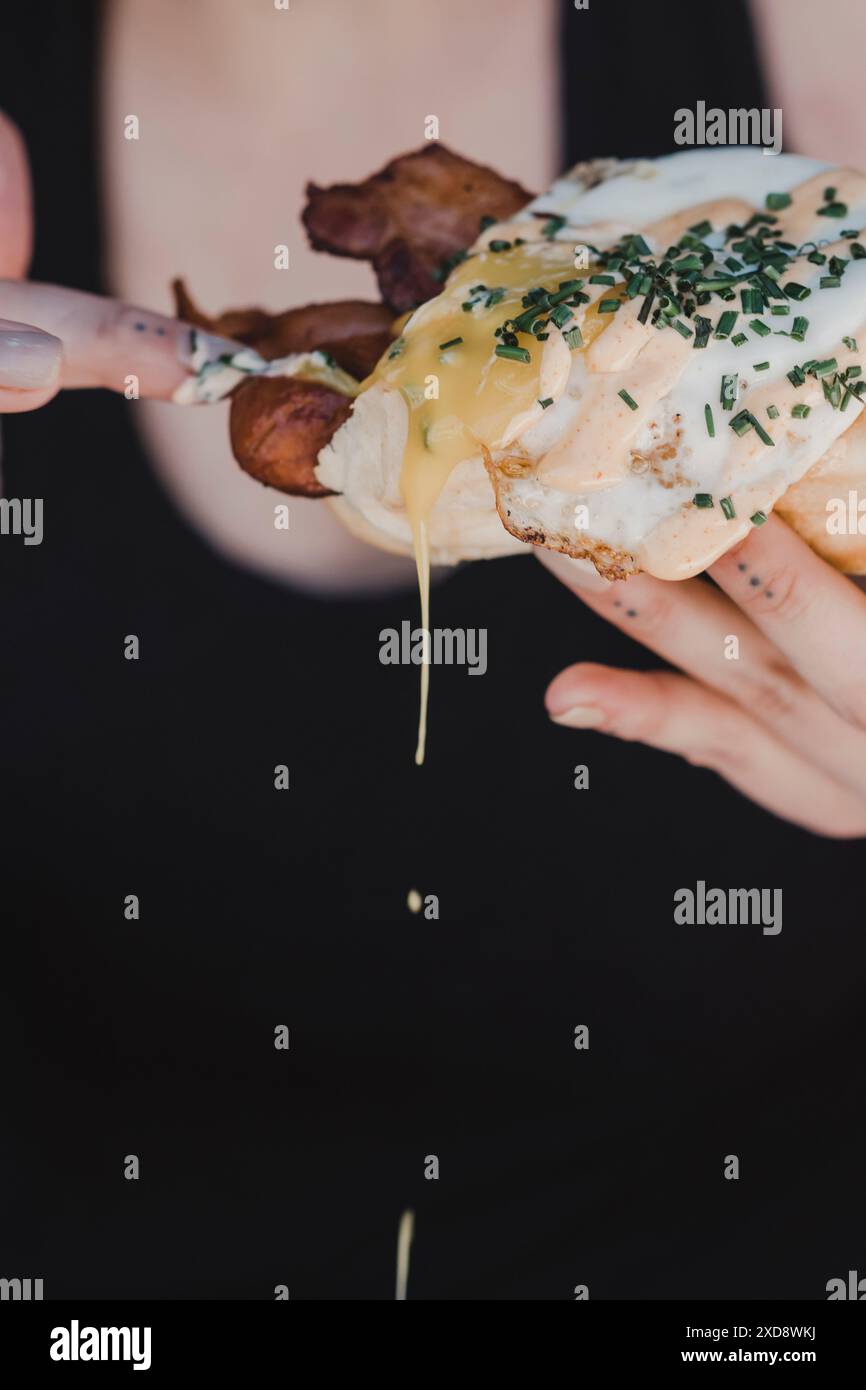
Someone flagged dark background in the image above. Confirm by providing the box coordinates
[1,0,863,1299]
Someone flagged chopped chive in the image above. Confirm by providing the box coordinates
[618,388,639,411]
[387,338,405,359]
[820,276,842,289]
[812,357,838,376]
[731,332,748,346]
[851,243,866,260]
[785,282,811,301]
[538,397,554,409]
[818,201,848,218]
[693,493,714,508]
[689,218,713,236]
[564,326,583,349]
[541,214,567,238]
[807,251,827,265]
[438,336,463,351]
[549,304,574,328]
[730,409,754,436]
[767,404,780,419]
[741,288,763,314]
[488,239,512,252]
[753,361,770,371]
[494,344,531,364]
[770,305,790,316]
[751,417,775,446]
[696,277,738,291]
[589,274,615,285]
[720,496,736,519]
[705,403,715,437]
[479,214,496,231]
[791,403,811,419]
[766,192,792,211]
[714,310,738,339]
[693,315,712,348]
[597,299,620,313]
[750,319,771,337]
[670,318,693,338]
[750,511,768,526]
[791,316,809,342]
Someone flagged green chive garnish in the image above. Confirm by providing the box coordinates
[618,389,639,411]
[750,319,771,337]
[597,299,620,313]
[564,327,583,349]
[694,493,714,508]
[767,404,780,419]
[438,337,463,351]
[488,239,512,252]
[715,310,738,339]
[766,193,792,211]
[785,282,811,301]
[720,496,736,519]
[538,397,554,409]
[541,215,567,238]
[843,336,859,351]
[750,511,768,526]
[818,201,848,218]
[753,361,770,371]
[731,332,748,346]
[494,344,531,364]
[705,404,715,437]
[820,276,841,289]
[791,403,811,419]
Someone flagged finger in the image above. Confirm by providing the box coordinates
[0,110,33,276]
[536,548,866,797]
[0,279,244,401]
[0,317,62,411]
[545,664,866,838]
[710,515,866,730]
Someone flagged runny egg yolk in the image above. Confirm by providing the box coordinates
[366,239,620,763]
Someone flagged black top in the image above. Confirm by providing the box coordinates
[1,0,863,1299]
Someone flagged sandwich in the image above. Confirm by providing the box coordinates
[173,143,866,580]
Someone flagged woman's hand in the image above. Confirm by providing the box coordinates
[539,516,866,838]
[0,110,239,412]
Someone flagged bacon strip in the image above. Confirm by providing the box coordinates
[302,143,532,312]
[172,281,393,495]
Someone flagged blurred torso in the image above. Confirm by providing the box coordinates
[102,0,558,584]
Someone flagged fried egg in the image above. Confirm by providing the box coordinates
[316,148,866,580]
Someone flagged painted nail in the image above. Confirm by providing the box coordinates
[550,705,606,728]
[0,327,62,389]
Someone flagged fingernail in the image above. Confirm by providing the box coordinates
[0,327,62,389]
[550,705,606,728]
